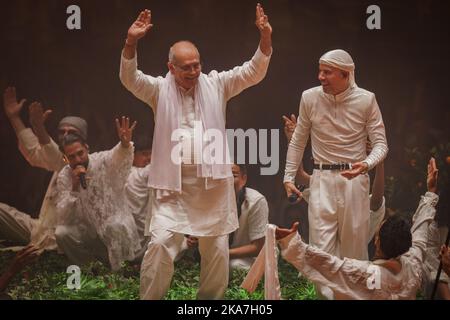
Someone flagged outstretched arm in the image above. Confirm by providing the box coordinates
[277,223,375,299]
[4,87,64,171]
[0,245,40,293]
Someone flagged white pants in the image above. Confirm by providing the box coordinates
[140,229,229,300]
[308,169,370,259]
[308,169,370,299]
[55,224,109,267]
[0,203,37,245]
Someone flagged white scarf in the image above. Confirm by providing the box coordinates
[148,72,232,194]
[241,224,282,300]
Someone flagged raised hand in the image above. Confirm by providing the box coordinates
[283,114,297,142]
[116,116,137,148]
[427,157,438,193]
[3,87,26,119]
[127,9,153,45]
[255,3,272,37]
[275,222,299,241]
[29,102,52,130]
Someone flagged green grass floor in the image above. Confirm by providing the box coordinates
[0,249,317,300]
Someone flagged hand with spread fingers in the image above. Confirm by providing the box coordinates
[115,116,137,148]
[3,87,26,119]
[127,9,153,46]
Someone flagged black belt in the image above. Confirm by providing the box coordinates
[313,163,351,170]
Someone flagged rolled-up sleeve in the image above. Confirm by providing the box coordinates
[284,95,311,183]
[364,94,388,170]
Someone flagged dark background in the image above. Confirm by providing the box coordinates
[1,0,449,226]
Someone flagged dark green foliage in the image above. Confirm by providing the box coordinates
[0,250,316,300]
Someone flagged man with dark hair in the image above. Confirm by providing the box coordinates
[55,117,140,270]
[276,158,439,299]
[0,87,88,251]
[377,215,412,259]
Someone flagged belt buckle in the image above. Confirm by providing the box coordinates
[340,163,345,171]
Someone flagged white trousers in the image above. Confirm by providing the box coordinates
[308,169,370,299]
[0,203,37,245]
[308,169,370,259]
[140,229,229,300]
[55,224,109,267]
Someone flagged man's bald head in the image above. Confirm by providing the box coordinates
[167,40,202,90]
[168,41,200,64]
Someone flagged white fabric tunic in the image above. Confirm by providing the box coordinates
[55,143,140,270]
[284,84,388,183]
[279,192,439,300]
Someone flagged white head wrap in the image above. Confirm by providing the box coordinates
[319,49,356,87]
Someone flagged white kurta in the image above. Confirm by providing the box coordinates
[120,47,272,237]
[279,192,438,300]
[0,128,65,250]
[55,143,140,270]
[230,187,269,270]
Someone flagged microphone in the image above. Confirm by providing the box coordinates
[79,172,87,189]
[75,164,87,189]
[288,184,306,203]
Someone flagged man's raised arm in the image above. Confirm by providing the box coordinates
[120,10,160,110]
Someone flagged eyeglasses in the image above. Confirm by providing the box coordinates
[173,62,202,72]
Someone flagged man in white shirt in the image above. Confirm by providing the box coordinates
[55,117,140,271]
[283,50,388,265]
[283,116,386,247]
[120,5,272,299]
[277,158,439,300]
[0,87,87,251]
